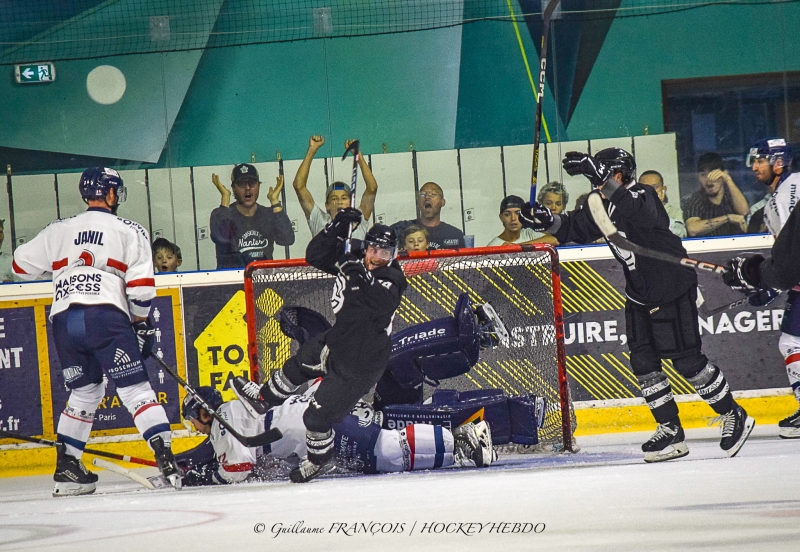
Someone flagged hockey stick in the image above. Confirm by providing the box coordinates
[0,430,158,467]
[700,290,784,317]
[152,355,282,448]
[530,0,561,203]
[585,193,727,275]
[92,458,158,489]
[342,140,360,254]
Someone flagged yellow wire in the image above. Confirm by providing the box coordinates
[507,0,552,143]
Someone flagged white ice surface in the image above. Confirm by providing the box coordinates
[1,426,799,552]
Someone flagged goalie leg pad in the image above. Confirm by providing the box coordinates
[508,395,544,445]
[687,363,734,415]
[117,380,171,445]
[779,332,800,401]
[56,381,104,458]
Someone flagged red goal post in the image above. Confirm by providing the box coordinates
[244,244,574,451]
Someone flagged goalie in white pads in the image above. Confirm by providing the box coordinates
[178,384,495,485]
[12,167,181,495]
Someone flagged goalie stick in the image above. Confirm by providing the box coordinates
[585,193,728,275]
[0,430,158,467]
[342,140,360,254]
[530,0,561,203]
[152,355,283,448]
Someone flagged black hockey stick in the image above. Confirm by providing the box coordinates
[0,430,158,467]
[530,0,561,203]
[152,356,282,448]
[699,290,784,317]
[342,140,360,254]
[586,193,727,275]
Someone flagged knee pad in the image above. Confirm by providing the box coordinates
[671,352,709,379]
[629,348,662,377]
[116,380,158,416]
[65,381,105,420]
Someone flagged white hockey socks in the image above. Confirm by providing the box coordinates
[56,382,105,458]
[117,381,172,447]
[374,424,455,472]
[779,333,800,402]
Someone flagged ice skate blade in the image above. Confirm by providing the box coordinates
[52,481,96,497]
[778,425,800,439]
[726,416,755,458]
[643,442,689,463]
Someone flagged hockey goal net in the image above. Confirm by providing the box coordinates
[244,244,574,452]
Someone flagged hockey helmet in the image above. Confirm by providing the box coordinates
[182,387,223,421]
[746,138,793,168]
[594,148,636,183]
[364,223,398,261]
[78,167,127,202]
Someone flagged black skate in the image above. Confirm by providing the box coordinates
[230,376,269,417]
[642,419,689,463]
[718,404,755,457]
[52,443,98,497]
[778,405,800,439]
[289,458,334,483]
[453,421,496,467]
[149,436,182,488]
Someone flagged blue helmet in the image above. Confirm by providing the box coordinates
[182,387,223,421]
[78,166,126,202]
[747,138,793,168]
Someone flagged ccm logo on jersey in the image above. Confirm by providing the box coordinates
[74,231,104,246]
[396,327,446,347]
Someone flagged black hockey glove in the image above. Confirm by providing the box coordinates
[322,207,363,239]
[133,318,155,359]
[336,252,373,286]
[562,151,611,189]
[747,288,780,308]
[519,202,554,232]
[722,255,764,292]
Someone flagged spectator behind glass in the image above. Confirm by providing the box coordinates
[683,153,749,237]
[487,195,557,246]
[401,224,429,252]
[537,181,568,215]
[0,219,18,282]
[152,238,182,273]
[209,163,295,269]
[639,170,687,238]
[390,182,465,249]
[292,135,377,238]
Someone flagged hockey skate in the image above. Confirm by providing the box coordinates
[52,443,98,497]
[289,458,334,483]
[778,405,800,439]
[453,421,496,468]
[642,419,689,463]
[230,376,269,417]
[475,303,509,349]
[149,436,182,488]
[717,403,755,457]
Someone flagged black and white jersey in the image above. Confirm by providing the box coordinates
[553,185,697,306]
[305,231,407,370]
[761,200,800,290]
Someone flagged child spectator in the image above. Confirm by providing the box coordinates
[402,224,429,252]
[152,238,182,273]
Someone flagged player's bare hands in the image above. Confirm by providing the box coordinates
[309,135,325,152]
[267,175,284,206]
[212,173,231,207]
[727,213,746,232]
[706,169,733,187]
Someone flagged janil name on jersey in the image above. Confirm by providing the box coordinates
[74,231,105,246]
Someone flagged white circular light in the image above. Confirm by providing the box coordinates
[86,65,127,105]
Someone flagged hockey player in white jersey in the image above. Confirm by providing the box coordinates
[12,167,181,495]
[178,384,495,486]
[726,139,800,438]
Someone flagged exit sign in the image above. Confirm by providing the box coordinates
[14,62,56,83]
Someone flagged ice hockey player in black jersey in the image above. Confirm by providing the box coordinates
[519,147,754,462]
[232,208,407,482]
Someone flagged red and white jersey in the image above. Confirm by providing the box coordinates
[12,208,155,320]
[209,400,267,484]
[765,172,800,237]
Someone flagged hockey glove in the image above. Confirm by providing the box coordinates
[322,207,363,239]
[133,318,155,359]
[722,255,764,292]
[562,151,611,189]
[336,252,373,286]
[519,202,554,232]
[747,288,780,308]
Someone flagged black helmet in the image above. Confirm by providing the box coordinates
[364,224,398,261]
[595,148,636,183]
[182,387,223,421]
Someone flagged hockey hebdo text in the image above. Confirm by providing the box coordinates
[253,521,545,538]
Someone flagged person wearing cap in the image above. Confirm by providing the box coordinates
[293,135,377,239]
[209,163,295,268]
[390,182,466,249]
[683,152,749,237]
[487,195,558,246]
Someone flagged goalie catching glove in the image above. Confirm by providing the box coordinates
[133,318,155,359]
[519,202,554,232]
[336,252,373,286]
[562,151,611,189]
